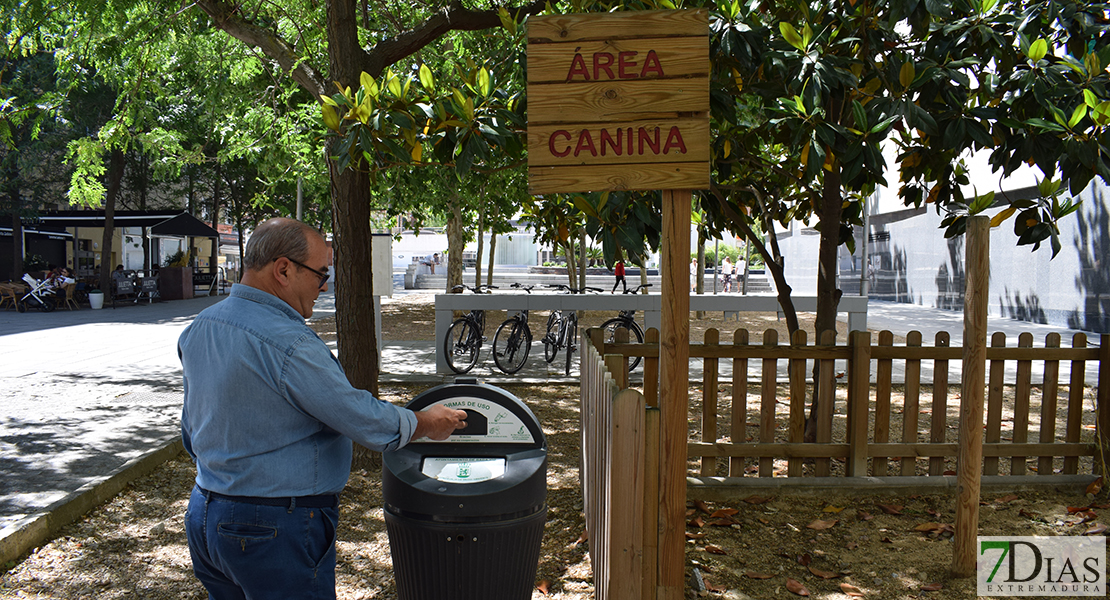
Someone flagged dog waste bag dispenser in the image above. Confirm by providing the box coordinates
[383,381,547,600]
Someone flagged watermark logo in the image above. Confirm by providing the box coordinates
[978,536,1105,596]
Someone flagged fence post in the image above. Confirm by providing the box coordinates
[658,189,691,600]
[952,214,989,578]
[846,329,871,476]
[1098,334,1110,477]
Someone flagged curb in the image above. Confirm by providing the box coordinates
[0,436,185,566]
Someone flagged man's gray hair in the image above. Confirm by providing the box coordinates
[243,218,322,271]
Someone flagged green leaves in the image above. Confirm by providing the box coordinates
[779,22,812,51]
[1027,38,1048,62]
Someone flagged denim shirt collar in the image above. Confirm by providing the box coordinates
[229,283,305,324]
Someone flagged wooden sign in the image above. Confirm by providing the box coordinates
[527,10,710,194]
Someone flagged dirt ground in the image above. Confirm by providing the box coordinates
[1,294,1106,599]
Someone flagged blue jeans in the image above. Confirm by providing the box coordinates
[185,486,339,600]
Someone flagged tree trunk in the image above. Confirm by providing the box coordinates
[474,211,485,288]
[563,239,576,289]
[328,0,381,471]
[578,227,587,291]
[446,199,465,293]
[696,231,706,318]
[486,233,496,288]
[805,94,847,442]
[7,156,24,278]
[99,148,124,294]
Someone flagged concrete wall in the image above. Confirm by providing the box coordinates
[777,184,1110,334]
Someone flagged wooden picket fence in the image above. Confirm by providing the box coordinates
[579,326,1110,600]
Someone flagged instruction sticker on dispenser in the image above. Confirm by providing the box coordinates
[419,397,535,444]
[422,457,506,483]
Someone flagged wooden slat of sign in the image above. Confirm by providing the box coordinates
[529,161,709,194]
[528,118,710,166]
[528,37,709,83]
[528,78,707,124]
[527,9,709,43]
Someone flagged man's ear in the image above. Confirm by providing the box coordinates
[271,257,293,288]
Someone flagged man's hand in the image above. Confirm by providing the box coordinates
[412,404,468,441]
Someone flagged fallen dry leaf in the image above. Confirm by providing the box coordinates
[571,530,588,547]
[704,544,727,555]
[745,572,773,580]
[822,505,845,513]
[694,500,711,513]
[708,517,738,527]
[912,522,946,532]
[806,519,838,530]
[1018,508,1040,519]
[840,582,865,596]
[536,580,550,595]
[857,510,874,521]
[1066,506,1089,514]
[1086,476,1103,496]
[688,516,705,528]
[1084,523,1107,535]
[877,504,903,515]
[807,565,841,579]
[796,552,813,566]
[921,582,944,591]
[703,575,726,593]
[685,532,707,540]
[711,508,739,518]
[786,578,810,596]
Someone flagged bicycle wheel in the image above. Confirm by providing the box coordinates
[564,313,578,376]
[444,318,481,374]
[600,318,645,372]
[493,319,532,374]
[543,312,559,363]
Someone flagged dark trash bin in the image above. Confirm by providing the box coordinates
[383,380,547,600]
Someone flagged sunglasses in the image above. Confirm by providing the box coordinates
[286,258,330,288]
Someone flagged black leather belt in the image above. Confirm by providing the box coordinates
[203,488,339,508]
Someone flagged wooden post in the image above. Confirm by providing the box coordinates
[846,329,871,476]
[658,189,691,600]
[952,215,989,578]
[1098,334,1110,477]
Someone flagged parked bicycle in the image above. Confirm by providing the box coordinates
[491,283,535,374]
[443,284,497,374]
[600,283,651,372]
[541,284,601,376]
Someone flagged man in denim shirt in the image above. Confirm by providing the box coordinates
[179,218,466,599]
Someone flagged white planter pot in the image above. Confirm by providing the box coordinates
[89,291,104,310]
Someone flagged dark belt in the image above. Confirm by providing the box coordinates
[202,488,339,509]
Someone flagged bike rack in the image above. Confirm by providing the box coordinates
[434,293,868,375]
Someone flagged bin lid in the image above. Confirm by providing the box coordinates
[405,381,545,449]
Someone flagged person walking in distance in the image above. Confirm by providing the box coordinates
[612,259,627,293]
[178,218,467,600]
